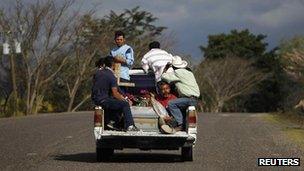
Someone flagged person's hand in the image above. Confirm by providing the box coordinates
[114,55,122,60]
[147,69,154,75]
[127,99,133,106]
[114,55,126,63]
[163,62,172,73]
[163,115,172,122]
[149,92,155,98]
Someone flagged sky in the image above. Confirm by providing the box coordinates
[82,0,304,60]
[3,0,304,60]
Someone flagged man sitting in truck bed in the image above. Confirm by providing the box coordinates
[156,81,177,109]
[91,56,140,131]
[156,81,177,122]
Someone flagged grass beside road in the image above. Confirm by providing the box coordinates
[264,113,304,149]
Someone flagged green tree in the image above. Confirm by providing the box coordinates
[279,36,304,112]
[199,29,286,112]
[246,49,287,112]
[46,7,171,112]
[280,36,304,56]
[97,6,169,66]
[200,29,267,59]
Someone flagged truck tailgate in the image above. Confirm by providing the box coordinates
[95,128,195,149]
[100,130,189,137]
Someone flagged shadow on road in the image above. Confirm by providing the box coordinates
[54,153,96,163]
[54,152,182,163]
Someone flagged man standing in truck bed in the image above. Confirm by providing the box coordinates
[141,41,174,82]
[91,56,139,131]
[110,31,134,83]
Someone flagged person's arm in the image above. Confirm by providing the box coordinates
[91,74,97,104]
[111,48,126,63]
[114,56,126,63]
[124,48,134,67]
[110,50,124,63]
[114,48,134,67]
[111,87,132,105]
[142,64,149,73]
[109,73,130,103]
[111,87,126,101]
[141,54,149,73]
[163,63,171,73]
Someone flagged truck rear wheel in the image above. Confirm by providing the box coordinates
[96,147,114,162]
[181,146,193,161]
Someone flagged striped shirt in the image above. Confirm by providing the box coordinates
[141,48,174,81]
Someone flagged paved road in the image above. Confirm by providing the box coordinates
[0,112,303,170]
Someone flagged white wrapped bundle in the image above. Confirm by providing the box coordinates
[150,96,169,118]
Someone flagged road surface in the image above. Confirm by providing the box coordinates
[0,112,303,170]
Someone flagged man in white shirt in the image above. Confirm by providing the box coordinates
[141,41,174,82]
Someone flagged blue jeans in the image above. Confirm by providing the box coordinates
[167,98,197,125]
[101,97,134,128]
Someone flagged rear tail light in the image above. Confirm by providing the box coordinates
[188,106,197,128]
[94,106,103,127]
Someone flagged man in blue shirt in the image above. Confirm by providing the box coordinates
[110,31,134,82]
[92,56,139,131]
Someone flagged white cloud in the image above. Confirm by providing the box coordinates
[7,0,303,57]
[157,5,189,23]
[250,1,304,28]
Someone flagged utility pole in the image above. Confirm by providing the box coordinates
[2,32,21,116]
[10,47,18,116]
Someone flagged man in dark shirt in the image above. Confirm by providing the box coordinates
[92,56,139,131]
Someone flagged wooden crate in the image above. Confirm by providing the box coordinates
[114,63,135,87]
[133,118,159,132]
[131,106,159,132]
[114,63,121,84]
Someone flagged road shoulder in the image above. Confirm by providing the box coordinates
[263,113,304,149]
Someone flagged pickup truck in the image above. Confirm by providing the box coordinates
[93,69,198,162]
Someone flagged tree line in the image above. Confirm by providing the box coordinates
[197,29,304,116]
[0,0,303,118]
